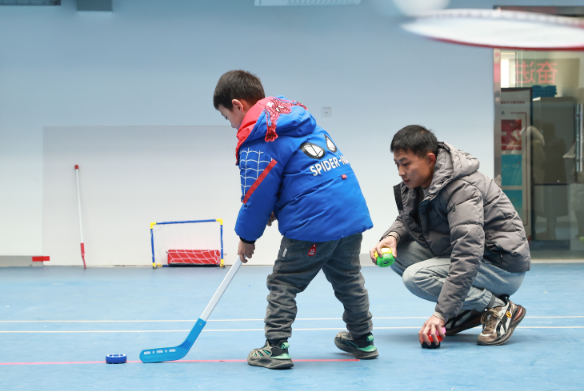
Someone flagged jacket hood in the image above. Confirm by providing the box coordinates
[425,142,480,198]
[235,96,315,162]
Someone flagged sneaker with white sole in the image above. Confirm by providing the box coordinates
[477,296,526,346]
[247,340,294,369]
[334,331,379,359]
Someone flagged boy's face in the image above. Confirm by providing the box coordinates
[218,99,250,130]
[393,149,436,189]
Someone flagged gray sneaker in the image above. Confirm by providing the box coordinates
[247,340,294,369]
[477,297,526,346]
[334,331,379,359]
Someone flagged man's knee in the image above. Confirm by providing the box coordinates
[401,265,422,294]
[393,241,435,270]
[401,264,440,299]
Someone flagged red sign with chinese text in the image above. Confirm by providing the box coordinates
[516,61,558,85]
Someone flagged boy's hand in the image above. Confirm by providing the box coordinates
[267,212,277,227]
[238,240,255,263]
[369,236,398,264]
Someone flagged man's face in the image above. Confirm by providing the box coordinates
[393,149,436,189]
[218,100,247,129]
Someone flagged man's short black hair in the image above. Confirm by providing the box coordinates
[213,70,265,110]
[390,125,438,158]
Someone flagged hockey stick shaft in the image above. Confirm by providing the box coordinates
[200,257,242,321]
[74,165,86,269]
[140,257,243,363]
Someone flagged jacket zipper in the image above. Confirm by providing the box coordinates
[417,197,435,255]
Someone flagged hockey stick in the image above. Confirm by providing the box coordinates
[139,257,243,363]
[74,165,86,269]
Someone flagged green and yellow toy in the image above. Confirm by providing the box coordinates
[374,247,395,267]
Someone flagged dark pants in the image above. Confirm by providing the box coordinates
[265,233,373,341]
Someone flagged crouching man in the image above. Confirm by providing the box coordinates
[371,125,530,347]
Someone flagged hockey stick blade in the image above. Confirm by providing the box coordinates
[140,318,206,363]
[139,257,242,363]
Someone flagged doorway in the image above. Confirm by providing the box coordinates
[494,7,584,259]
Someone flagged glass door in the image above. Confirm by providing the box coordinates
[494,7,584,259]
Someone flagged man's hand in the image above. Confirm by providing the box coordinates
[237,240,255,263]
[267,212,277,227]
[369,236,398,265]
[419,315,446,346]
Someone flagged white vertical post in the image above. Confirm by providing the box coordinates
[75,165,86,269]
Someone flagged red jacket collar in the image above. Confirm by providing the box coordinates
[235,97,272,163]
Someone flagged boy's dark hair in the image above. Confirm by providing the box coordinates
[213,70,265,110]
[390,125,438,158]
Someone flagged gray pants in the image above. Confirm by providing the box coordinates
[392,241,526,313]
[265,233,373,341]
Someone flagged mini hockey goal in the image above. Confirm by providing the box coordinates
[150,219,224,268]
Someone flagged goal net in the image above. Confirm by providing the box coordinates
[150,219,224,267]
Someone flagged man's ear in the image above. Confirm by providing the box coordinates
[427,152,437,166]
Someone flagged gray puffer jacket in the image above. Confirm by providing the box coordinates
[384,142,531,319]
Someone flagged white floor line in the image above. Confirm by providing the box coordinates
[0,326,583,333]
[0,316,582,323]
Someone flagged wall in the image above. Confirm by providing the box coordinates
[2,0,582,264]
[43,126,250,266]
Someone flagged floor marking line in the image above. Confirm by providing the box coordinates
[1,316,582,323]
[0,318,422,323]
[0,326,583,333]
[524,316,584,319]
[0,359,359,366]
[515,326,584,329]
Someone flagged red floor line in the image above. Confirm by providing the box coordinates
[0,359,359,366]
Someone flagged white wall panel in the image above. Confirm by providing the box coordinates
[43,126,285,266]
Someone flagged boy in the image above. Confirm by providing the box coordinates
[371,125,530,348]
[213,70,377,369]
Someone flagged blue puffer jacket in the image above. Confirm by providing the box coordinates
[234,96,373,243]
